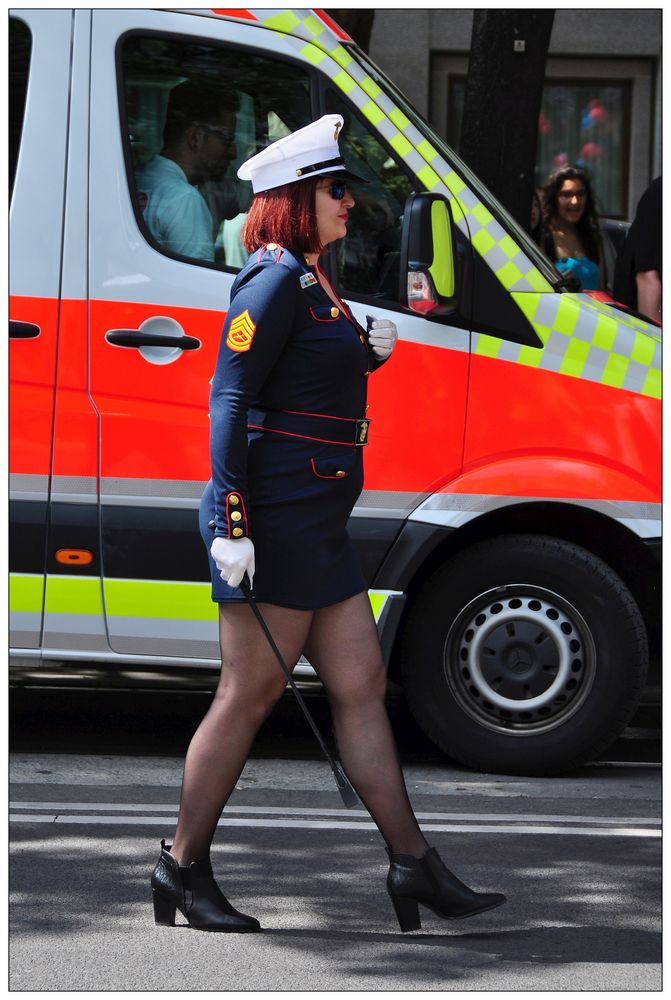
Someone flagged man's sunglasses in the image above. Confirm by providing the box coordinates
[197,124,236,144]
[318,180,347,200]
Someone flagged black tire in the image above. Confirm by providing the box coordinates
[400,534,648,775]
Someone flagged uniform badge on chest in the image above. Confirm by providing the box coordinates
[300,272,318,289]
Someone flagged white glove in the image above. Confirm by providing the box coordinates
[368,318,398,359]
[210,536,255,589]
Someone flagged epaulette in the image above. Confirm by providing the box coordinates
[256,242,285,265]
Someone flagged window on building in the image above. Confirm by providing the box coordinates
[120,36,313,268]
[446,77,630,218]
[9,18,32,199]
[536,82,630,218]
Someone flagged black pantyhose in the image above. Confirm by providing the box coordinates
[169,595,429,866]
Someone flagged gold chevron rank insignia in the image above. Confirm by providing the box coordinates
[226,310,256,352]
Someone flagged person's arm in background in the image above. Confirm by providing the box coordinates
[635,270,662,324]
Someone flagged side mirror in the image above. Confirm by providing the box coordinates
[399,192,458,315]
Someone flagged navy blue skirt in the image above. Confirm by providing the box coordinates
[200,432,367,609]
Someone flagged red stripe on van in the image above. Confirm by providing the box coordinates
[210,9,259,21]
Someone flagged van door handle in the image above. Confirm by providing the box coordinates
[10,321,41,339]
[105,329,201,350]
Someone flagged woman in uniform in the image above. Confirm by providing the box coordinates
[151,115,506,934]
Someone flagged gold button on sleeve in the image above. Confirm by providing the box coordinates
[232,527,243,538]
[229,495,240,505]
[231,511,242,522]
[331,307,339,318]
[336,471,346,478]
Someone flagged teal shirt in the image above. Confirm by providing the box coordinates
[555,256,600,291]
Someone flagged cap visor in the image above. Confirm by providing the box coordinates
[327,166,370,185]
[341,169,370,185]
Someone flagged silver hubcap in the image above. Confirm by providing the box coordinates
[444,585,596,735]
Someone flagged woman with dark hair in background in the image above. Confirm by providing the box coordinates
[150,114,506,935]
[539,165,606,291]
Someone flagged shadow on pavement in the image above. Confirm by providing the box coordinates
[10,826,662,972]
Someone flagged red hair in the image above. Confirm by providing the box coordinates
[241,178,323,255]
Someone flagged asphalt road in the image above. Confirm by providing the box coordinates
[9,688,662,991]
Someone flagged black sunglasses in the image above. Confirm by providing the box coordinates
[196,124,236,144]
[318,180,347,200]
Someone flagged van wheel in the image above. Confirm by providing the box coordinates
[399,534,648,775]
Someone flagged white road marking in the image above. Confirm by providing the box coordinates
[8,801,660,826]
[8,803,660,838]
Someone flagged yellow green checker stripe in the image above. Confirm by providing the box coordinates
[10,574,44,613]
[480,292,662,398]
[252,9,551,295]
[252,10,660,399]
[9,574,394,627]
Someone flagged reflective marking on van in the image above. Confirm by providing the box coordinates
[409,493,662,538]
[10,473,98,503]
[50,475,98,503]
[99,584,399,657]
[504,292,662,399]
[9,611,42,648]
[11,570,398,634]
[368,590,402,623]
[263,17,552,295]
[106,626,220,659]
[45,576,103,615]
[104,579,398,623]
[353,490,429,517]
[10,610,41,630]
[42,626,110,653]
[98,479,428,515]
[104,579,216,621]
[9,473,50,501]
[100,477,205,507]
[9,574,44,613]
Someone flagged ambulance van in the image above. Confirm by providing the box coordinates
[9,8,661,775]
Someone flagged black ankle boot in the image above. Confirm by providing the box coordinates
[151,840,261,932]
[387,847,506,932]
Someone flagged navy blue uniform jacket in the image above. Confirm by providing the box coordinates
[201,244,388,608]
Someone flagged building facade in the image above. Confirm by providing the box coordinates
[369,9,661,220]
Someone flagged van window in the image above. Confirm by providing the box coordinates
[325,89,414,305]
[120,36,313,268]
[9,18,32,199]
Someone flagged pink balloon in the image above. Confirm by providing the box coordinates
[589,105,606,122]
[538,112,551,135]
[553,152,568,167]
[580,141,601,161]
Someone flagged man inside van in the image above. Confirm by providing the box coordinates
[136,81,238,262]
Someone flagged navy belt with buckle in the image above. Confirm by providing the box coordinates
[248,407,370,446]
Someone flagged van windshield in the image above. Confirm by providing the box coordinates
[353,47,562,288]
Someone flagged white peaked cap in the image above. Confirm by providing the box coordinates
[237,113,368,193]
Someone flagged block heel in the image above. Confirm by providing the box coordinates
[152,889,176,926]
[150,840,261,933]
[386,847,506,932]
[389,891,422,932]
